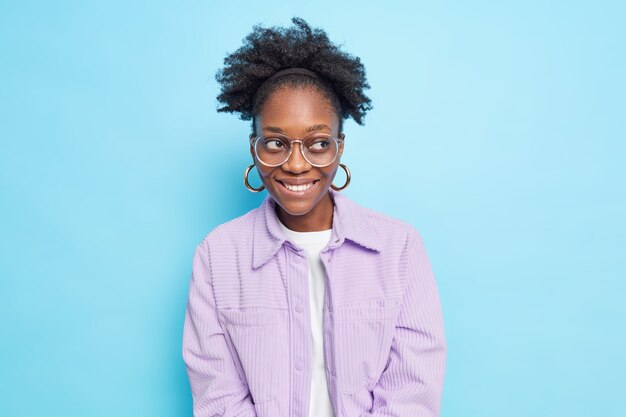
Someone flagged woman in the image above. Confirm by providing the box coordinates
[182,17,446,417]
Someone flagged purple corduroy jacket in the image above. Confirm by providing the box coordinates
[182,188,446,417]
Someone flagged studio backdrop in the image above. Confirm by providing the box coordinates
[0,1,624,416]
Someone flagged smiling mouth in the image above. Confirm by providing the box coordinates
[277,180,319,193]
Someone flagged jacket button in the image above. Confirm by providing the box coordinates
[295,303,304,313]
[295,361,303,371]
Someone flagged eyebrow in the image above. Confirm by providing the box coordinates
[264,124,332,134]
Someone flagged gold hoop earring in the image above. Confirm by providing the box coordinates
[244,163,265,192]
[331,163,351,191]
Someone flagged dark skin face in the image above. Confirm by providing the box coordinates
[250,86,345,232]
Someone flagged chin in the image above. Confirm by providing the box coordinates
[275,198,317,216]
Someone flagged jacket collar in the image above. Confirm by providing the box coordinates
[252,188,382,269]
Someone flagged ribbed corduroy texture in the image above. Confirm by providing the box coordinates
[182,188,446,417]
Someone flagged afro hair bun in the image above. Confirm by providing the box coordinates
[215,16,373,132]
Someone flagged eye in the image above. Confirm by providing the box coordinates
[263,138,286,151]
[307,137,332,153]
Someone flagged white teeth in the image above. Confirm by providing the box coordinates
[283,182,314,192]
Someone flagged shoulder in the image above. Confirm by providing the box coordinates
[196,205,259,250]
[351,197,422,243]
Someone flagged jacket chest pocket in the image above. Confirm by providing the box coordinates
[218,308,289,407]
[331,299,401,396]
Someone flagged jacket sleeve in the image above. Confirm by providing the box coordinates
[365,228,447,417]
[182,240,257,417]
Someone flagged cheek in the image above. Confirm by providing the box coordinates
[323,165,339,180]
[255,165,273,179]
[316,166,337,182]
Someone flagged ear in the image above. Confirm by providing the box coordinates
[249,133,256,160]
[338,133,345,158]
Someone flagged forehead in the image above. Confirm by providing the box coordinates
[257,86,339,133]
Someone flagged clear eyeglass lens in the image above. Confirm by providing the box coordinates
[255,134,338,166]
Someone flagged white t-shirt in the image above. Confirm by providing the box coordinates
[276,214,335,417]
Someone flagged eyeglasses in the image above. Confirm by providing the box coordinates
[249,132,344,168]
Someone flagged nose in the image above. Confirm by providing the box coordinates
[281,141,311,173]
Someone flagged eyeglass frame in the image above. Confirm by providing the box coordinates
[248,131,345,168]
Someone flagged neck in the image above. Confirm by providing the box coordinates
[275,192,334,232]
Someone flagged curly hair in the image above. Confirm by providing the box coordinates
[215,16,373,134]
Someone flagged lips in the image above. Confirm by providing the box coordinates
[276,179,319,194]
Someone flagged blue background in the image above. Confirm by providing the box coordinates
[1,1,624,416]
